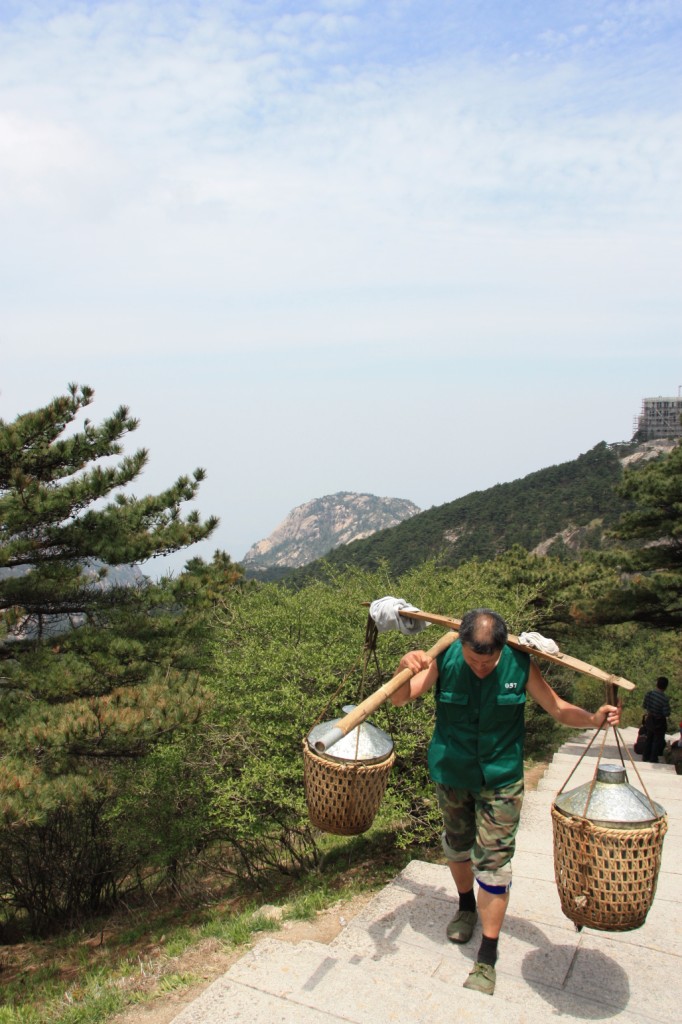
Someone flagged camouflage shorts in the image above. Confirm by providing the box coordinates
[435,779,524,889]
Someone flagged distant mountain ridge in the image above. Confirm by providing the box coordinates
[241,492,421,577]
[269,439,676,585]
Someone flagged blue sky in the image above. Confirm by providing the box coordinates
[1,0,681,573]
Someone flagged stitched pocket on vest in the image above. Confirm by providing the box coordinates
[437,691,469,720]
[496,693,526,714]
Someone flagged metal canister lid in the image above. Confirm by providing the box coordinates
[596,764,627,784]
[553,763,665,827]
[307,706,394,765]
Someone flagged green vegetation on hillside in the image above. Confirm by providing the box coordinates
[597,439,682,626]
[278,442,631,584]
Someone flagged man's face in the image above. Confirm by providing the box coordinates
[461,644,502,679]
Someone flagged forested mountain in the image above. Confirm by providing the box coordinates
[275,440,671,584]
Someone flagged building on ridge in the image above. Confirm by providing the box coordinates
[633,392,682,441]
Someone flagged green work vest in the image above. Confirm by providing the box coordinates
[428,641,530,792]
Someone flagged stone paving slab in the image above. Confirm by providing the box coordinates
[178,933,663,1024]
[562,933,679,1022]
[329,861,583,989]
[511,865,682,957]
[512,848,558,882]
[168,971,337,1024]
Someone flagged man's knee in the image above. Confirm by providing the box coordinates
[441,831,473,863]
[474,862,513,894]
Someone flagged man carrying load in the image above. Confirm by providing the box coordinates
[391,607,621,996]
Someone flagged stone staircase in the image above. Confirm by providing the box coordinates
[171,727,681,1024]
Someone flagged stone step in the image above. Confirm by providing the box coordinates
[173,929,663,1024]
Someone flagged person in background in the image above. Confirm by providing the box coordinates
[642,677,671,763]
[391,608,620,997]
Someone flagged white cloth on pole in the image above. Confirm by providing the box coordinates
[369,596,428,635]
[517,631,560,655]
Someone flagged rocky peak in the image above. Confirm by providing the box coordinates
[617,438,677,468]
[241,492,420,573]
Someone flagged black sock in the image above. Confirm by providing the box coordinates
[458,888,476,913]
[477,934,498,967]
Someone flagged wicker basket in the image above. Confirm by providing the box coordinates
[551,803,668,931]
[302,741,395,836]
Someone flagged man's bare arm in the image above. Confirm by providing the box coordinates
[526,662,621,728]
[391,652,440,707]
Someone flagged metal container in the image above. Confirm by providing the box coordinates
[554,763,665,828]
[306,706,394,765]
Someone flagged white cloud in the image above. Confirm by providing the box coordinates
[2,3,679,225]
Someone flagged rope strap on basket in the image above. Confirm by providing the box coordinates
[556,721,660,821]
[302,614,395,836]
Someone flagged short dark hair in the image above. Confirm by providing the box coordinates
[656,676,669,690]
[459,608,508,654]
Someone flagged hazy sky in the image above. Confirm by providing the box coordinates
[1,0,681,575]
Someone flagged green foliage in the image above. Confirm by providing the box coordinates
[181,549,246,606]
[283,888,332,920]
[0,897,283,1024]
[615,440,682,566]
[201,569,383,878]
[600,440,682,626]
[562,440,682,629]
[0,384,224,933]
[199,556,612,862]
[561,622,681,728]
[0,384,218,574]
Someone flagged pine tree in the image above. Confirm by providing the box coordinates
[610,439,682,626]
[584,440,682,627]
[0,383,221,828]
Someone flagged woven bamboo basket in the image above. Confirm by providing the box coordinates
[551,804,668,931]
[302,741,395,836]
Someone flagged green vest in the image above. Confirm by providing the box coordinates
[428,641,530,792]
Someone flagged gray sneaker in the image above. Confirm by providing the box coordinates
[463,961,496,995]
[446,909,477,943]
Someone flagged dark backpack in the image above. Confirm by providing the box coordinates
[634,723,648,755]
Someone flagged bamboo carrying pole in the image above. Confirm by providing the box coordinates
[311,630,459,753]
[395,608,636,692]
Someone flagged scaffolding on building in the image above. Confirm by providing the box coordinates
[632,391,682,441]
